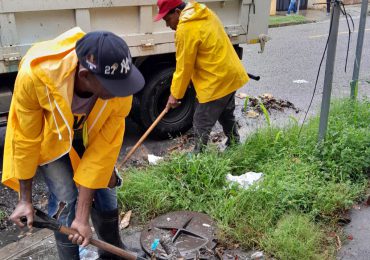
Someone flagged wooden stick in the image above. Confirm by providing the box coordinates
[117,106,170,168]
[60,226,138,260]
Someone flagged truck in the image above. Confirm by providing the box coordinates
[0,0,270,141]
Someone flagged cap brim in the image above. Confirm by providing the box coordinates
[95,64,145,97]
[154,11,167,22]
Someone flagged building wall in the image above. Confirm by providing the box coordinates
[270,0,277,15]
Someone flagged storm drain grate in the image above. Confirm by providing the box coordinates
[140,211,217,259]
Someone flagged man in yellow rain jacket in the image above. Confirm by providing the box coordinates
[2,28,145,259]
[155,0,249,152]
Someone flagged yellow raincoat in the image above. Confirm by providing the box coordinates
[2,27,132,191]
[171,1,249,103]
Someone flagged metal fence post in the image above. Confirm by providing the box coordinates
[350,0,368,99]
[318,0,341,142]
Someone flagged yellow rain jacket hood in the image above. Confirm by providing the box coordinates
[170,1,249,103]
[2,27,132,191]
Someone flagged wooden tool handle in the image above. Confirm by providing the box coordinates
[59,226,137,260]
[117,106,170,168]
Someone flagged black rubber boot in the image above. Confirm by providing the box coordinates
[225,128,240,148]
[91,207,126,260]
[54,231,80,260]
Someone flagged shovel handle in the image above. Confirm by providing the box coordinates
[21,213,140,260]
[59,226,138,260]
[117,106,170,168]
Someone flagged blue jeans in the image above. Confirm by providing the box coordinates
[287,0,297,14]
[39,154,118,259]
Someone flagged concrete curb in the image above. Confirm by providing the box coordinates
[269,19,316,28]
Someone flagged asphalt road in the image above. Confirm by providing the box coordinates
[241,8,370,121]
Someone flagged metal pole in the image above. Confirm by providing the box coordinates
[318,1,341,142]
[350,0,368,99]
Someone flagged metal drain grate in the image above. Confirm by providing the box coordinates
[140,211,217,259]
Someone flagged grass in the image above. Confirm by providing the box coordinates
[262,213,325,260]
[269,15,311,27]
[118,98,370,259]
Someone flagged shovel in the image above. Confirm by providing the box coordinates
[21,208,146,260]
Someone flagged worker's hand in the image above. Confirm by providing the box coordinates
[108,167,122,188]
[166,94,181,109]
[69,219,92,247]
[108,171,117,188]
[10,201,34,229]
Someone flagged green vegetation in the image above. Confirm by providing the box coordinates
[269,15,311,27]
[262,214,325,260]
[118,99,370,259]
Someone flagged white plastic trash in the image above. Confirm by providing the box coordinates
[226,172,263,189]
[148,154,163,165]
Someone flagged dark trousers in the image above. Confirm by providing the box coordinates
[193,91,239,152]
[327,0,330,13]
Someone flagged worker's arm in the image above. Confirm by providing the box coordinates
[167,27,199,107]
[9,179,34,228]
[8,70,43,227]
[10,70,43,182]
[69,186,95,247]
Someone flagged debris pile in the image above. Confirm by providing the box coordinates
[237,93,300,116]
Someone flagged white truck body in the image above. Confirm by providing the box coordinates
[0,0,270,73]
[0,0,270,137]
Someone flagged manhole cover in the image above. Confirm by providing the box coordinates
[140,211,217,259]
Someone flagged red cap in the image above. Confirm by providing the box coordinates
[154,0,184,21]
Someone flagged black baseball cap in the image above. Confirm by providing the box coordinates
[76,31,145,97]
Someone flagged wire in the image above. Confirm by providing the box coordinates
[340,2,355,72]
[298,0,355,137]
[298,3,334,137]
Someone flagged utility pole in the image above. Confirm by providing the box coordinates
[350,0,368,99]
[318,0,341,142]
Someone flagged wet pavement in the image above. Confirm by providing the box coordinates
[337,203,370,260]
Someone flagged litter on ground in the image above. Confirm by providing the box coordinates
[148,154,163,165]
[226,172,263,189]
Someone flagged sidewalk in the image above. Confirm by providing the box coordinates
[270,3,366,27]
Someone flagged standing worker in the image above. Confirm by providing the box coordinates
[2,27,145,259]
[155,0,249,152]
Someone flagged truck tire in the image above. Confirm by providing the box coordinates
[137,67,195,139]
